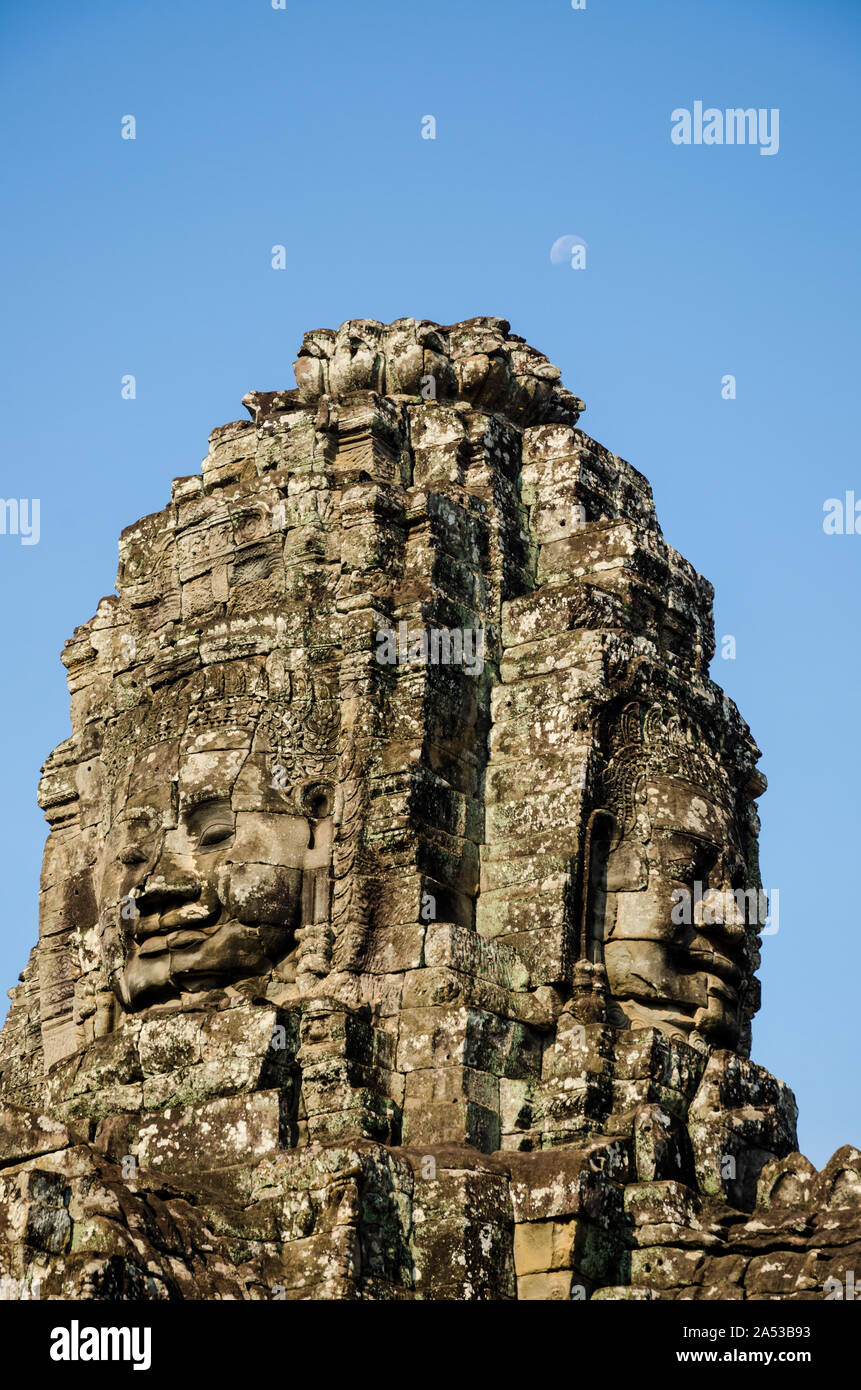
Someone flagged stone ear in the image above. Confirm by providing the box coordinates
[605,839,648,892]
[298,781,335,821]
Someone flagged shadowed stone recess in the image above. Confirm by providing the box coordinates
[0,317,857,1301]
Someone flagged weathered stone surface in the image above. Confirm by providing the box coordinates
[0,1107,73,1167]
[0,318,856,1299]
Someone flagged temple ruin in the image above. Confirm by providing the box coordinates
[0,317,857,1299]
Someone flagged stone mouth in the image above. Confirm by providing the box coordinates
[684,949,744,991]
[133,902,222,944]
[136,928,212,957]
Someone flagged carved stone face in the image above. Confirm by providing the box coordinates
[98,737,333,1010]
[597,772,752,1048]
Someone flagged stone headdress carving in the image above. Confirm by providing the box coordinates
[100,657,341,795]
[256,656,340,787]
[600,699,730,838]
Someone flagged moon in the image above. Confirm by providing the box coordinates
[550,234,588,264]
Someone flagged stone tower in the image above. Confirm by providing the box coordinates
[0,318,858,1300]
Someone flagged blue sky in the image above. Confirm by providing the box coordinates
[0,0,858,1165]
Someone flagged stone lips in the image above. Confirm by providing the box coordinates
[0,317,856,1300]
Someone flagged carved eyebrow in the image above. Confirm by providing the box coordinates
[182,790,233,812]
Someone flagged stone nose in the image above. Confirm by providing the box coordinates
[135,848,202,920]
[135,867,201,922]
[693,884,749,944]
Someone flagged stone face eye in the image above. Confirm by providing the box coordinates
[118,846,147,866]
[188,799,235,850]
[116,813,155,865]
[197,821,234,849]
